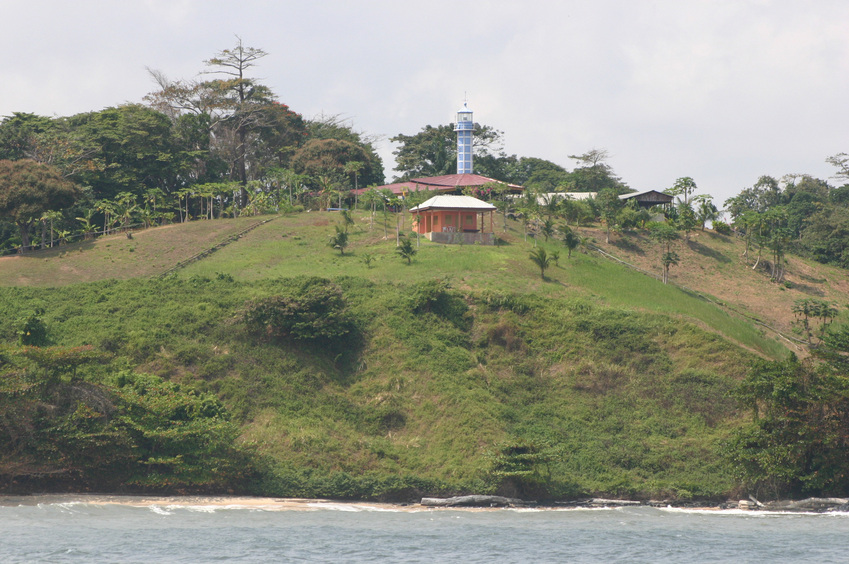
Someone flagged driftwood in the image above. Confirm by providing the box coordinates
[420,495,528,508]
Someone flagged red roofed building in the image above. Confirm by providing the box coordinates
[353,173,522,197]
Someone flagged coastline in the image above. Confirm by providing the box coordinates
[3,493,847,513]
[0,493,711,512]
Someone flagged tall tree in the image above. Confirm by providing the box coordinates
[146,39,296,208]
[596,188,624,243]
[675,201,698,242]
[505,157,569,189]
[391,123,503,180]
[693,194,719,230]
[725,175,782,223]
[826,153,849,182]
[666,176,698,205]
[727,328,849,498]
[306,114,384,187]
[0,159,80,251]
[67,105,181,202]
[290,138,372,194]
[0,113,56,161]
[648,221,680,284]
[204,38,272,205]
[566,149,628,193]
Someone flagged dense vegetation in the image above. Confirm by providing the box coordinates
[2,38,849,502]
[1,271,753,499]
[2,202,849,501]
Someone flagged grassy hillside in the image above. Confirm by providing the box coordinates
[4,210,840,500]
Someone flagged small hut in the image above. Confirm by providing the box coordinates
[409,195,497,245]
[618,190,674,208]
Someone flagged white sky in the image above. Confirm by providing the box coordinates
[3,0,848,206]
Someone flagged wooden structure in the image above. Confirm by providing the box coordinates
[409,195,497,245]
[618,190,674,208]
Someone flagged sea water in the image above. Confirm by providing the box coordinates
[2,496,849,563]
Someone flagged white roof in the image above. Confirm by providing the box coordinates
[409,195,496,212]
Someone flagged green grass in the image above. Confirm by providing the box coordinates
[1,210,816,499]
[0,217,262,286]
[0,272,755,499]
[176,212,785,359]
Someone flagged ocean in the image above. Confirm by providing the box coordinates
[2,495,849,563]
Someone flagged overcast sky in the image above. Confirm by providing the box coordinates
[3,0,848,206]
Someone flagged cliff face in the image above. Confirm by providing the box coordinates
[4,211,835,500]
[1,274,754,500]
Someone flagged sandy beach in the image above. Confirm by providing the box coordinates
[0,494,422,511]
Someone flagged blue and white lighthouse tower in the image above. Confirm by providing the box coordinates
[454,102,474,174]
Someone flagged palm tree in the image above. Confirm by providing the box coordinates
[396,237,417,265]
[144,188,166,215]
[41,210,64,247]
[328,225,349,255]
[56,229,71,245]
[344,161,366,208]
[140,206,155,229]
[340,209,355,233]
[528,247,553,279]
[543,193,563,219]
[75,209,98,240]
[360,188,382,231]
[380,189,394,239]
[95,200,115,234]
[316,175,336,210]
[114,192,138,232]
[540,219,555,241]
[175,188,193,223]
[562,228,580,259]
[660,251,680,284]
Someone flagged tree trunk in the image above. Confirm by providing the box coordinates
[237,125,249,208]
[17,221,32,253]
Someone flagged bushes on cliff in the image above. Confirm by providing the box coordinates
[0,346,255,492]
[240,277,354,342]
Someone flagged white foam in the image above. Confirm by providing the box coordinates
[149,505,173,515]
[304,502,406,513]
[657,505,849,517]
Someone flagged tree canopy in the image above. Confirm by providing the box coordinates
[390,123,504,180]
[0,159,80,251]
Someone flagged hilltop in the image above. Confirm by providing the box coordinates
[3,211,841,353]
[1,211,845,500]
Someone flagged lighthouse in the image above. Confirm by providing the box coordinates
[454,102,473,174]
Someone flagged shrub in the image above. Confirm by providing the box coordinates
[17,309,49,347]
[712,220,732,235]
[403,279,469,328]
[240,278,353,342]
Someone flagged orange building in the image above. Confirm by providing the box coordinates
[409,195,497,245]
